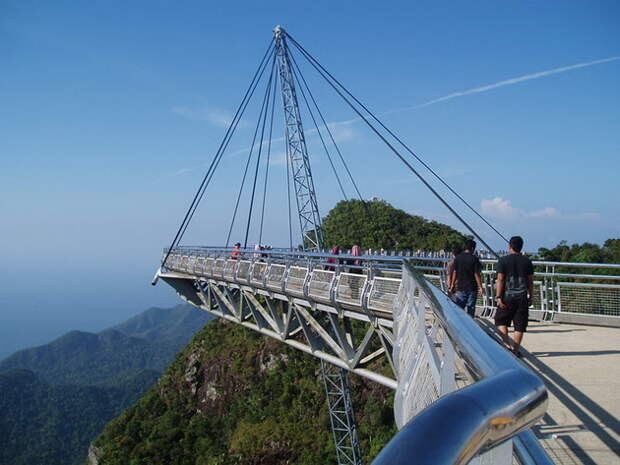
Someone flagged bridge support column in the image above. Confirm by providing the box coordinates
[322,361,363,465]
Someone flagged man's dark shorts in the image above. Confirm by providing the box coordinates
[495,294,529,332]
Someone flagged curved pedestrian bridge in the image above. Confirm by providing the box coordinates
[156,247,620,464]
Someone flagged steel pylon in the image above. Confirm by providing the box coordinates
[274,25,363,465]
[274,25,323,250]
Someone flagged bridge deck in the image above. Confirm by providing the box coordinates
[504,321,620,464]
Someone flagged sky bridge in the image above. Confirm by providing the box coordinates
[155,247,620,464]
[154,26,620,465]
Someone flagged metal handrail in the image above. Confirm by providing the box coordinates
[166,246,620,271]
[159,247,620,315]
[372,263,552,465]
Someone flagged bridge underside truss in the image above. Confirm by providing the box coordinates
[161,273,397,389]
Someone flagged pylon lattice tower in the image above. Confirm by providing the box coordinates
[274,25,363,465]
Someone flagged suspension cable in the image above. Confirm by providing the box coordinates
[289,39,400,248]
[161,39,274,267]
[288,49,365,202]
[225,55,276,247]
[289,52,348,200]
[259,67,279,246]
[180,43,276,247]
[289,45,409,249]
[286,35,499,258]
[286,32,508,246]
[244,55,277,248]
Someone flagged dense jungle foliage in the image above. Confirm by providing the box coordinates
[537,239,620,264]
[321,198,466,251]
[0,368,159,465]
[91,320,396,465]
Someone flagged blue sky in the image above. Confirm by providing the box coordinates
[1,1,619,356]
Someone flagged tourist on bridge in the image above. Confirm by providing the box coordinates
[495,236,534,358]
[231,242,241,260]
[253,244,263,260]
[347,245,363,274]
[446,245,463,300]
[449,239,484,317]
[326,246,340,271]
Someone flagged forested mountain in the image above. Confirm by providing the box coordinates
[0,305,214,465]
[0,329,172,386]
[0,306,212,386]
[89,320,396,465]
[322,198,466,251]
[111,305,213,346]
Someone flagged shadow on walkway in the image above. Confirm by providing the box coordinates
[477,319,620,463]
[538,413,599,465]
[526,328,587,334]
[532,350,620,357]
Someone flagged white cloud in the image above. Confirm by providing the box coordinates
[481,197,521,220]
[174,167,193,176]
[206,110,234,128]
[329,125,355,143]
[528,207,560,219]
[172,105,241,128]
[268,151,288,167]
[171,105,196,119]
[481,197,561,221]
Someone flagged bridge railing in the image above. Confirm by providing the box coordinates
[374,261,552,465]
[160,247,438,316]
[162,246,620,325]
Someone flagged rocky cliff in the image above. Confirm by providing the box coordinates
[91,319,396,465]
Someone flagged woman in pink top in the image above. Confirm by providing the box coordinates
[326,246,340,271]
[350,245,363,274]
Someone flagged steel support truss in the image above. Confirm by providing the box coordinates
[161,274,398,389]
[322,361,363,465]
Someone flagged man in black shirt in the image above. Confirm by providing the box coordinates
[495,236,534,357]
[446,245,462,301]
[449,239,484,317]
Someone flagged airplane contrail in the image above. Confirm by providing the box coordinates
[389,55,620,113]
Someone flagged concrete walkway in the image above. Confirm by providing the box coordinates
[511,321,620,464]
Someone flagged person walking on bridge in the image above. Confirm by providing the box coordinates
[231,242,241,260]
[495,236,534,357]
[449,239,484,317]
[446,245,463,301]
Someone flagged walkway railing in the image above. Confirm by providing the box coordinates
[161,246,620,326]
[373,262,552,465]
[160,247,412,317]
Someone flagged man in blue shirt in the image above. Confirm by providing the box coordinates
[495,236,534,357]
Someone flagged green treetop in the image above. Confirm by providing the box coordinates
[321,198,466,251]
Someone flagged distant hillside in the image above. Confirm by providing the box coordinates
[0,329,173,386]
[112,305,214,346]
[0,305,212,386]
[90,320,396,465]
[0,304,214,465]
[0,368,160,465]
